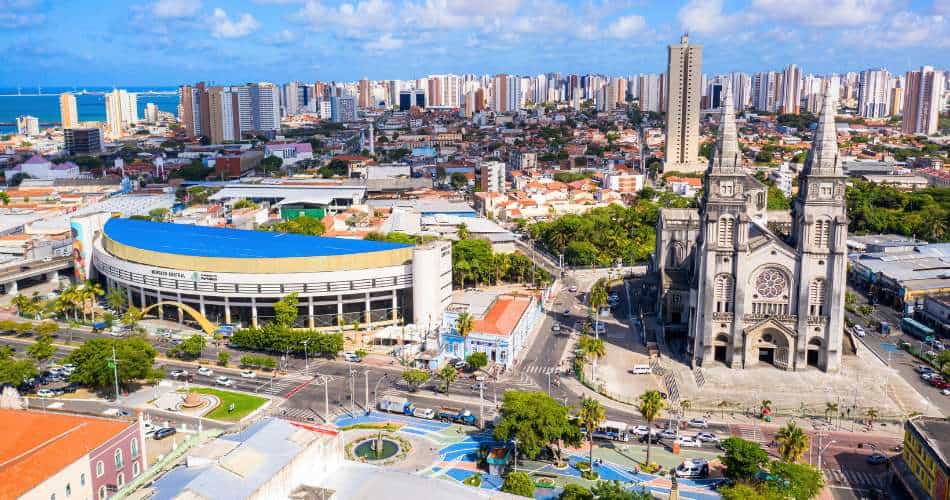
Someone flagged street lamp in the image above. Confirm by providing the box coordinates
[512,438,519,469]
[817,433,836,472]
[300,339,310,371]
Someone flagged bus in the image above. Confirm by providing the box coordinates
[591,420,630,442]
[902,317,935,341]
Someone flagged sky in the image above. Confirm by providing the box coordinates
[0,0,948,86]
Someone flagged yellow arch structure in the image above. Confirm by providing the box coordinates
[141,301,217,335]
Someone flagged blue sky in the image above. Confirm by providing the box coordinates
[0,0,947,86]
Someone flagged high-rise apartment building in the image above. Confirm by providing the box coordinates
[144,103,159,124]
[902,66,945,135]
[638,74,662,113]
[480,161,506,193]
[64,128,102,155]
[889,86,903,117]
[248,82,280,134]
[492,74,510,113]
[857,68,891,118]
[779,64,801,114]
[208,86,240,144]
[16,115,39,136]
[105,89,137,138]
[179,83,209,138]
[330,95,356,122]
[59,92,78,128]
[358,78,371,109]
[664,34,703,173]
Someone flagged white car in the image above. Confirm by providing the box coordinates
[413,407,435,419]
[853,325,866,337]
[143,422,158,436]
[675,459,709,478]
[659,429,678,440]
[942,388,950,396]
[569,285,578,293]
[169,369,188,379]
[216,376,234,387]
[240,370,256,379]
[696,432,720,443]
[687,418,709,428]
[677,436,702,447]
[343,352,362,363]
[630,425,650,437]
[551,323,561,332]
[197,367,213,377]
[36,388,56,398]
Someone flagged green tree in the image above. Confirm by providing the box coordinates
[218,351,230,366]
[450,172,469,190]
[501,471,535,497]
[466,351,488,371]
[122,305,143,328]
[578,336,606,367]
[0,191,9,205]
[493,390,581,465]
[559,483,593,500]
[268,215,326,236]
[401,368,430,392]
[591,481,652,500]
[720,436,770,480]
[65,337,158,392]
[233,198,259,210]
[273,293,300,329]
[775,421,810,463]
[719,482,783,500]
[770,461,824,500]
[148,207,169,222]
[35,321,58,337]
[105,288,127,312]
[456,311,474,338]
[261,156,283,174]
[578,397,606,466]
[638,390,666,466]
[0,356,37,387]
[177,334,206,360]
[438,364,458,395]
[27,334,56,364]
[457,222,470,240]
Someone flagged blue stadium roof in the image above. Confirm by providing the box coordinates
[103,218,411,259]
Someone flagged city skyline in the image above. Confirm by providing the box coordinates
[0,0,948,86]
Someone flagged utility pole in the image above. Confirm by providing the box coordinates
[364,370,370,412]
[349,369,357,414]
[322,375,330,422]
[479,383,484,428]
[300,340,310,371]
[111,345,120,401]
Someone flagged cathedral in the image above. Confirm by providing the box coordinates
[655,84,848,372]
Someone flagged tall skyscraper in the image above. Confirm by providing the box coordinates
[16,115,39,136]
[330,95,356,122]
[64,128,102,155]
[638,74,662,112]
[248,82,280,134]
[902,66,945,135]
[358,78,371,109]
[492,74,510,113]
[857,68,891,118]
[178,83,209,138]
[59,92,78,128]
[208,86,239,144]
[144,103,159,124]
[779,64,801,114]
[105,89,137,138]
[664,34,703,173]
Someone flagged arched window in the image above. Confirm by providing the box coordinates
[114,448,124,469]
[809,279,826,316]
[130,438,138,459]
[116,473,125,488]
[714,274,734,313]
[98,486,107,500]
[95,461,104,478]
[133,461,141,477]
[718,217,735,247]
[813,219,831,248]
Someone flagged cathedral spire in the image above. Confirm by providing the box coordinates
[803,86,840,175]
[709,80,740,172]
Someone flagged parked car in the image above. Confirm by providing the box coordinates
[639,433,661,444]
[197,367,213,377]
[343,352,362,363]
[413,407,435,419]
[659,429,678,440]
[867,453,889,465]
[677,436,702,447]
[675,459,709,478]
[630,425,650,437]
[152,427,177,440]
[216,376,234,387]
[36,388,55,398]
[143,422,158,436]
[102,408,131,417]
[852,325,866,337]
[942,388,950,396]
[696,432,720,443]
[687,418,709,428]
[916,365,935,374]
[551,323,561,332]
[240,370,256,379]
[569,285,578,293]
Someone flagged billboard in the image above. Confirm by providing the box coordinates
[70,212,112,281]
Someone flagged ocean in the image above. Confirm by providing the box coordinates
[0,86,180,135]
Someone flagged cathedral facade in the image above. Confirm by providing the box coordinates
[655,86,848,372]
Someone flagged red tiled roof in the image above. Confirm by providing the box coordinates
[473,296,532,336]
[0,409,133,499]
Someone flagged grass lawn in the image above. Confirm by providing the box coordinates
[185,388,268,421]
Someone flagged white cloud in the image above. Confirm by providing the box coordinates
[843,10,950,48]
[751,0,895,27]
[152,0,202,18]
[296,0,398,35]
[677,0,744,35]
[604,15,646,38]
[267,29,298,44]
[211,8,260,38]
[364,33,405,51]
[934,0,950,15]
[0,0,46,28]
[404,0,521,29]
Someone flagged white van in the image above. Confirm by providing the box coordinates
[631,364,652,375]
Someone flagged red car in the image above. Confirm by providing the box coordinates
[932,380,950,390]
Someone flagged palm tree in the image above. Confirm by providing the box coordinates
[105,288,126,312]
[457,223,470,240]
[439,364,458,396]
[825,402,839,427]
[81,280,104,322]
[456,312,474,338]
[776,421,810,463]
[578,336,606,379]
[578,397,606,466]
[680,400,691,419]
[638,390,666,467]
[11,294,31,317]
[866,408,878,429]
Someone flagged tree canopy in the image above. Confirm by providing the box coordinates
[847,180,949,242]
[65,337,159,391]
[267,215,326,236]
[493,390,581,462]
[501,471,535,498]
[720,436,770,480]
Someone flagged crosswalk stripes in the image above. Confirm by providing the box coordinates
[521,365,558,375]
[737,426,763,443]
[824,469,886,489]
[279,407,318,421]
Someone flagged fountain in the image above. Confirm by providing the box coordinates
[353,432,401,461]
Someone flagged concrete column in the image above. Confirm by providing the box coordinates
[336,295,343,323]
[199,295,206,318]
[176,293,183,324]
[224,296,231,325]
[251,297,258,328]
[308,296,315,329]
[3,281,17,296]
[126,285,133,307]
[364,292,371,325]
[48,272,59,283]
[140,287,146,309]
[391,290,399,321]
